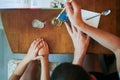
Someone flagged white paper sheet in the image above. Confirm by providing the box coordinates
[30,0,51,8]
[81,9,101,28]
[0,0,65,9]
[0,0,28,8]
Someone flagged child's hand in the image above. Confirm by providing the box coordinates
[25,38,44,61]
[32,39,49,61]
[38,40,49,58]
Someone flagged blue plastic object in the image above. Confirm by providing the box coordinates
[58,12,69,21]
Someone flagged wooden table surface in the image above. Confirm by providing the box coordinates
[1,0,120,54]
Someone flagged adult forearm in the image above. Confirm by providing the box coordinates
[78,23,120,72]
[79,23,120,53]
[40,57,50,80]
[72,50,86,66]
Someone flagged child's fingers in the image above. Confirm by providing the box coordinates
[32,56,43,60]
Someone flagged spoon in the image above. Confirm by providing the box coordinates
[86,10,111,20]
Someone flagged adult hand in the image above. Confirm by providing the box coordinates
[65,22,90,65]
[64,0,84,29]
[65,22,90,52]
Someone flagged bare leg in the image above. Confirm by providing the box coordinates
[20,60,40,80]
[83,54,103,73]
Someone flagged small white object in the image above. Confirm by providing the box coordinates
[32,19,44,28]
[8,60,21,79]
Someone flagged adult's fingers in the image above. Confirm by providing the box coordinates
[65,22,72,37]
[79,30,84,37]
[86,35,90,42]
[64,2,73,18]
[71,24,77,33]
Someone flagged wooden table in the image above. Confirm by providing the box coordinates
[1,0,120,54]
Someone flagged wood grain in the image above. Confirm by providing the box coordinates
[116,0,120,37]
[1,0,119,54]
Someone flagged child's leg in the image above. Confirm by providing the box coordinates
[20,60,40,80]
